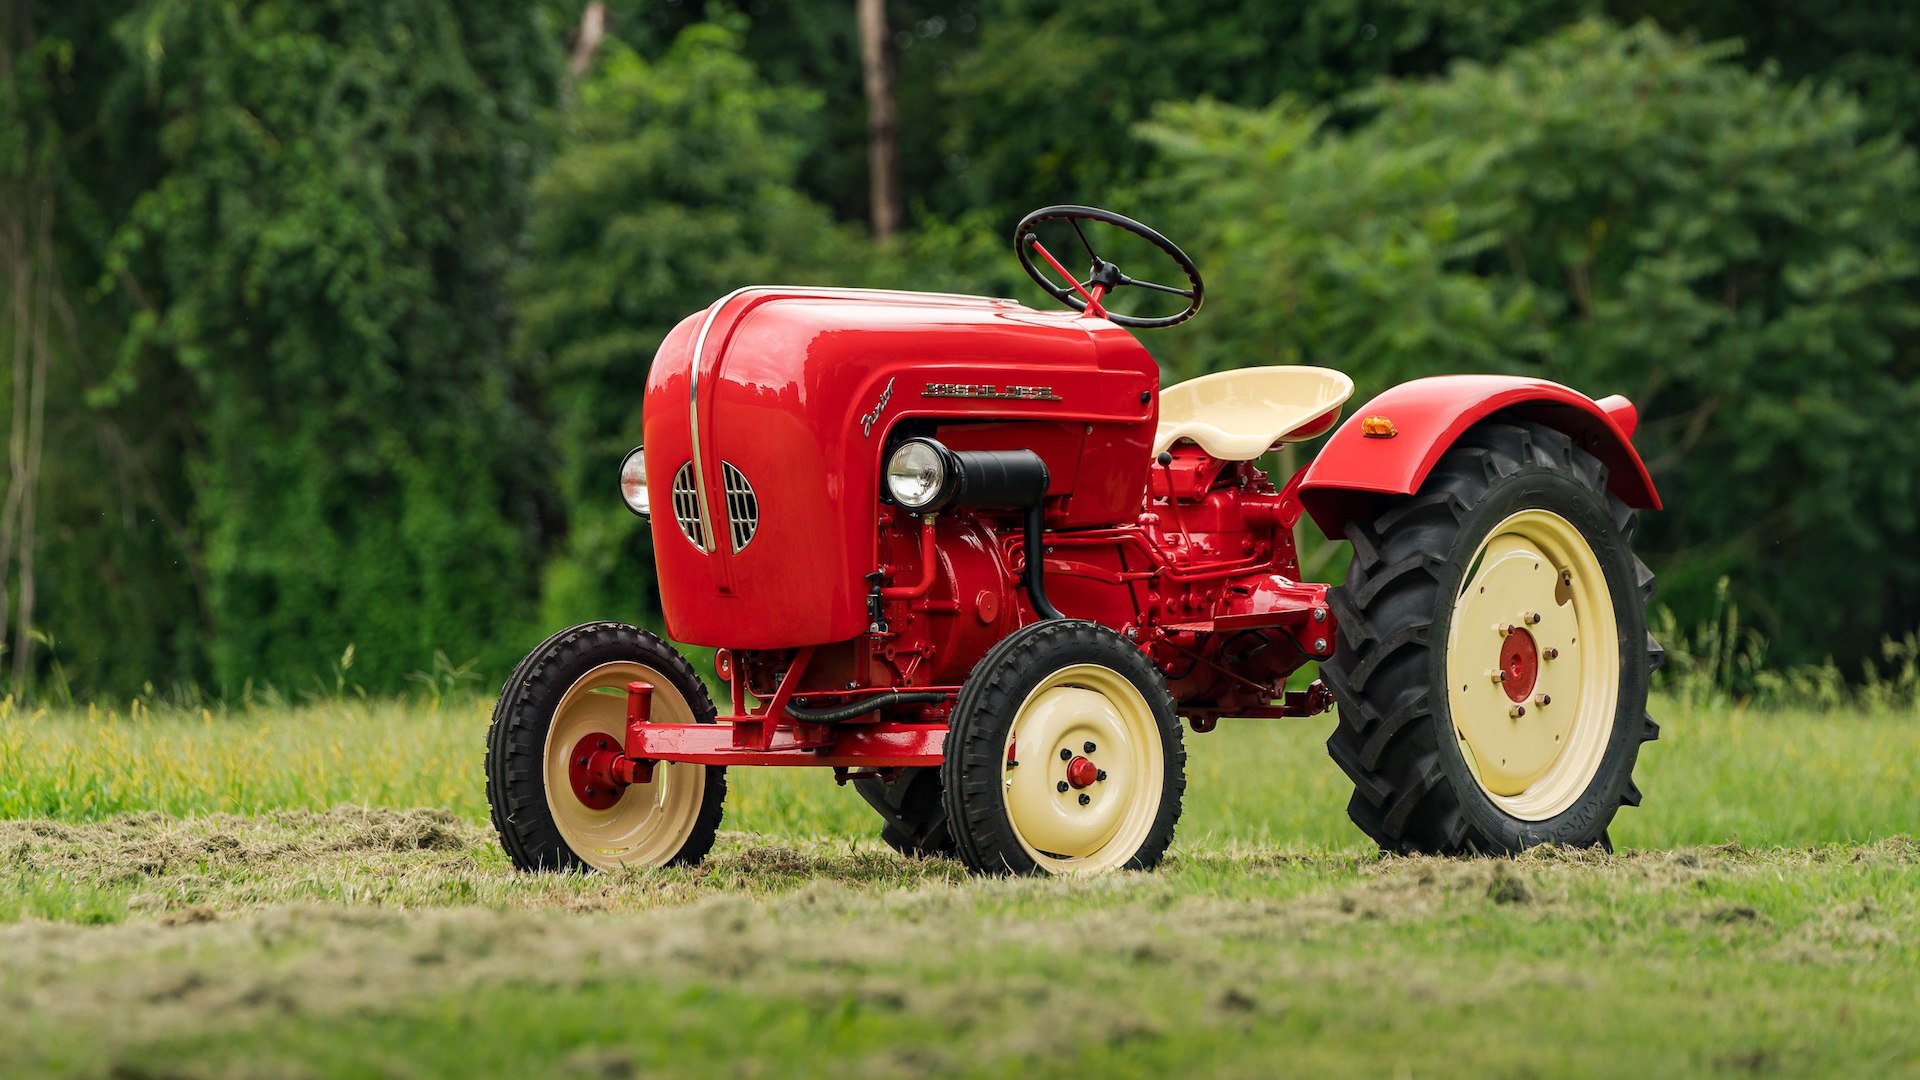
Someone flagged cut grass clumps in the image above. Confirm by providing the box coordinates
[2,692,1918,1076]
[0,821,1915,1078]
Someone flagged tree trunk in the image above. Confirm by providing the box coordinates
[568,2,607,81]
[0,10,55,697]
[857,0,901,244]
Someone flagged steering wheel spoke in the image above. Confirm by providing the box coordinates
[1118,274,1195,299]
[1068,218,1099,261]
[1013,205,1205,330]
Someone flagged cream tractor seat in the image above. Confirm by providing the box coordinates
[1153,366,1356,460]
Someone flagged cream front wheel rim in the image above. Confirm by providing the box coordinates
[1445,509,1619,821]
[1001,663,1163,874]
[542,661,708,869]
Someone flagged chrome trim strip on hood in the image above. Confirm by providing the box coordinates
[686,286,760,553]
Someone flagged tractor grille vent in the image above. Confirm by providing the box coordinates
[721,462,759,553]
[670,463,710,551]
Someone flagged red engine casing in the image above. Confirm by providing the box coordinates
[643,288,1159,650]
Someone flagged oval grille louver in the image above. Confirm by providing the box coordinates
[670,463,710,550]
[721,462,758,552]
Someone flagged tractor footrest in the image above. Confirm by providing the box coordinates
[628,722,947,768]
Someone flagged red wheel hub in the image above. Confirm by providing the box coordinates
[567,732,627,810]
[1065,754,1099,790]
[1500,627,1539,703]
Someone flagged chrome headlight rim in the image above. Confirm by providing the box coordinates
[885,437,959,512]
[618,445,650,519]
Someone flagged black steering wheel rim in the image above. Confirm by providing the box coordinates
[1012,204,1205,329]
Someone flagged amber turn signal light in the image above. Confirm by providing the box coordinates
[1361,415,1397,438]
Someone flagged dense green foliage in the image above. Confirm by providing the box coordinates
[7,2,559,695]
[518,25,859,628]
[5,2,1919,697]
[1143,22,1920,664]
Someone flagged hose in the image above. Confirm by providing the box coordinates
[785,690,947,724]
[1024,501,1067,621]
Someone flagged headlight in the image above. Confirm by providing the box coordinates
[885,438,954,510]
[618,446,650,518]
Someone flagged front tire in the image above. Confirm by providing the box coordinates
[486,622,726,871]
[941,620,1185,875]
[1321,417,1660,854]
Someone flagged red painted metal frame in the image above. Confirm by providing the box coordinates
[627,721,947,768]
[1296,375,1660,539]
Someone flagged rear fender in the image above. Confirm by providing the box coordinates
[1296,375,1659,540]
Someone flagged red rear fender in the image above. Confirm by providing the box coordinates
[1296,375,1660,540]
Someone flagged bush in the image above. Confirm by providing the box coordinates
[1143,20,1920,670]
[516,24,863,629]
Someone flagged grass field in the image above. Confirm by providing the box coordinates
[2,694,1917,1077]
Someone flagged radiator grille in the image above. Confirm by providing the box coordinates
[721,462,759,553]
[670,462,710,551]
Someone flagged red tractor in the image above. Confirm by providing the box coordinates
[486,206,1662,875]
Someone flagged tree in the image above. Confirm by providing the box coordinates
[857,0,902,243]
[1142,20,1920,669]
[86,1,562,694]
[516,24,862,631]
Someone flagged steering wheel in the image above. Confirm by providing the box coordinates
[1013,205,1205,329]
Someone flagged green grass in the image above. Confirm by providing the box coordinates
[1,694,1917,1077]
[5,693,1916,848]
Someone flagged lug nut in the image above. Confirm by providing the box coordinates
[1078,793,1091,806]
[1083,741,1097,754]
[1056,780,1070,793]
[1060,748,1073,761]
[1508,706,1526,719]
[1526,612,1542,625]
[1535,694,1551,707]
[1096,769,1108,782]
[576,757,588,767]
[1544,647,1560,660]
[1490,671,1506,684]
[1498,624,1513,637]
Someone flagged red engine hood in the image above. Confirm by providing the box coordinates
[641,287,1159,649]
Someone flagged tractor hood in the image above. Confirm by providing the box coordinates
[642,287,1159,649]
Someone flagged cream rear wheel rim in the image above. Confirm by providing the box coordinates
[1001,663,1163,874]
[542,661,707,869]
[1445,509,1618,821]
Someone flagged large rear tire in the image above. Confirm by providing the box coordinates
[941,620,1185,875]
[486,622,727,871]
[1321,417,1661,854]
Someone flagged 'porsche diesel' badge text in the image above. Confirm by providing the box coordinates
[922,383,1062,401]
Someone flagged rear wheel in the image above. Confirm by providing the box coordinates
[1321,417,1660,854]
[941,620,1185,875]
[486,622,726,871]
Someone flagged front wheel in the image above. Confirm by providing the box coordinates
[1321,417,1661,854]
[941,620,1185,875]
[485,622,727,871]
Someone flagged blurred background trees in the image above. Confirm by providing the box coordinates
[3,0,1917,699]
